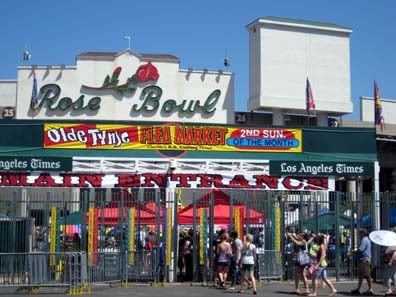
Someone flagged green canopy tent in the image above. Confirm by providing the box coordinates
[301,212,353,232]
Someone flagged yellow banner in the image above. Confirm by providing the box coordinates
[44,123,302,153]
[50,207,57,266]
[88,208,94,266]
[129,208,136,265]
[275,207,281,263]
[234,208,241,240]
[166,208,172,266]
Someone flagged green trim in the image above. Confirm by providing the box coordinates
[0,121,377,162]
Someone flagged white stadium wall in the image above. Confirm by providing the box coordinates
[247,17,353,116]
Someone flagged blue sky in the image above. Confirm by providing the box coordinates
[1,0,395,119]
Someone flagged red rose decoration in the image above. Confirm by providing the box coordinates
[136,62,159,82]
[113,66,122,77]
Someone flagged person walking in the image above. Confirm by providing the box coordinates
[229,230,243,290]
[351,229,373,296]
[183,230,194,281]
[383,246,396,295]
[239,234,257,295]
[308,234,337,297]
[287,233,310,295]
[217,232,232,288]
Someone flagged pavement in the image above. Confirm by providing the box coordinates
[0,281,390,297]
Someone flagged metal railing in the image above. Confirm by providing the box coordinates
[1,187,396,286]
[0,252,83,293]
[256,250,282,280]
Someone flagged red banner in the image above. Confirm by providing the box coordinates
[0,172,334,191]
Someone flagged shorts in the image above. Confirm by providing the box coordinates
[317,266,327,279]
[218,261,230,267]
[241,264,254,272]
[358,260,371,278]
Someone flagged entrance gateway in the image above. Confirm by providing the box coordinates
[0,16,379,289]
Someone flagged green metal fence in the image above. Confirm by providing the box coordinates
[0,187,393,288]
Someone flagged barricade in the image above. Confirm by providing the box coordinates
[256,250,282,280]
[126,250,160,283]
[87,251,126,285]
[0,252,83,293]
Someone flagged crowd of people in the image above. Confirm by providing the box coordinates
[178,228,259,294]
[285,228,381,296]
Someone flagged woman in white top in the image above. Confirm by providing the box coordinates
[239,234,257,295]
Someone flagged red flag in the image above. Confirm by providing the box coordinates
[306,78,316,116]
[374,81,385,131]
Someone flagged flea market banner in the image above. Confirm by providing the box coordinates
[43,123,302,153]
[0,172,333,190]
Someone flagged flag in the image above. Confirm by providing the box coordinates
[306,78,316,116]
[374,81,385,130]
[30,69,38,110]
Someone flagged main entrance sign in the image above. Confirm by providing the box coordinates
[0,172,333,190]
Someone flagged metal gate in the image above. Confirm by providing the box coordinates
[0,187,394,289]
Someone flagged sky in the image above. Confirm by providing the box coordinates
[1,0,395,119]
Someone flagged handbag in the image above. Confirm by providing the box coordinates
[308,264,319,277]
[297,250,311,266]
[297,242,311,266]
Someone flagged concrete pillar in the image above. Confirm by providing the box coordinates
[272,109,284,126]
[356,179,363,194]
[374,161,380,230]
[317,112,328,127]
[346,180,356,194]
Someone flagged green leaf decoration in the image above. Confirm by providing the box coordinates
[102,75,111,87]
[129,74,137,84]
[126,87,136,93]
[111,67,122,81]
[108,67,122,86]
[110,78,119,86]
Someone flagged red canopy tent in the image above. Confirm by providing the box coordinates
[178,190,266,225]
[89,202,164,225]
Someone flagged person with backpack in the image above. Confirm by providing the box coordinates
[287,233,310,295]
[239,234,257,295]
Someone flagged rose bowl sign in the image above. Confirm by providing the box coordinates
[0,172,334,191]
[16,50,234,124]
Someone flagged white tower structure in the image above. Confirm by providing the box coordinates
[246,17,353,126]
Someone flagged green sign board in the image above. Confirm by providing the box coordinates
[0,156,72,172]
[270,161,374,177]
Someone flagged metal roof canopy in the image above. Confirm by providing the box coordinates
[73,157,270,175]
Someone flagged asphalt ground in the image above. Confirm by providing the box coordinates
[0,281,391,297]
